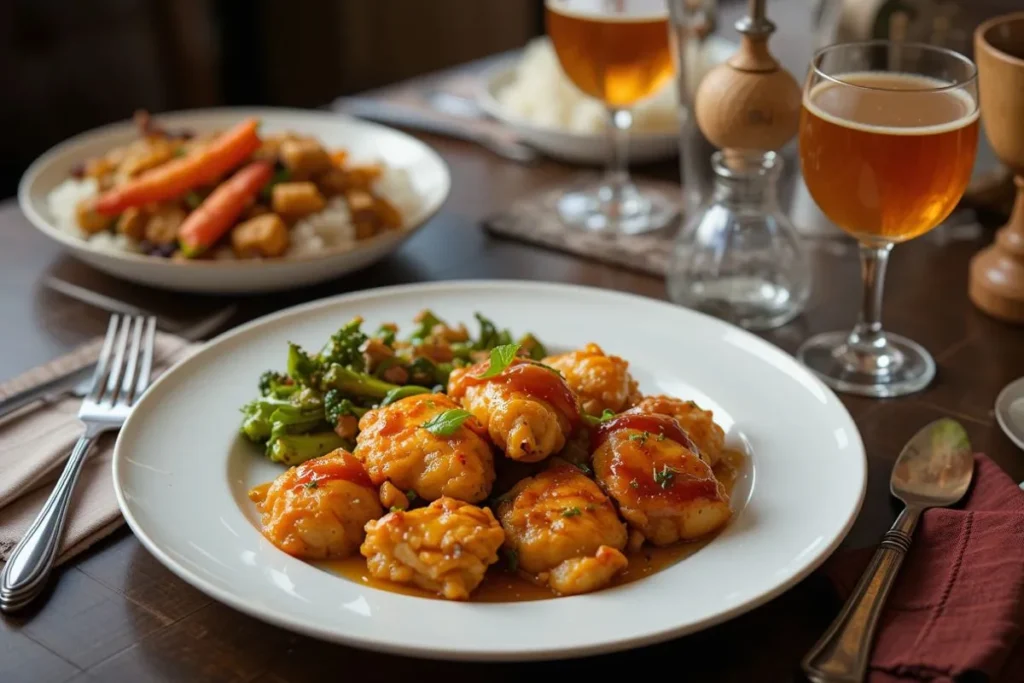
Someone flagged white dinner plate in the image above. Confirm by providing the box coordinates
[995,377,1024,453]
[19,107,450,294]
[113,280,866,660]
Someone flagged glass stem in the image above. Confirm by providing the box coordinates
[606,107,633,213]
[850,243,893,352]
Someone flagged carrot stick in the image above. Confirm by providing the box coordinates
[177,161,273,257]
[94,118,262,215]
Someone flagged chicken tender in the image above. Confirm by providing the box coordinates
[361,497,505,600]
[543,343,641,416]
[592,413,731,546]
[448,358,581,463]
[632,396,726,467]
[248,449,382,560]
[498,460,628,595]
[355,393,495,503]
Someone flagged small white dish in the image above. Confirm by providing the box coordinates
[995,377,1024,452]
[113,280,866,661]
[19,107,451,294]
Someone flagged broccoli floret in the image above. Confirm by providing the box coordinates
[258,370,298,399]
[320,317,368,371]
[517,333,547,361]
[322,364,429,399]
[406,356,453,387]
[472,313,513,350]
[239,389,325,444]
[240,397,289,442]
[287,342,320,387]
[409,310,445,343]
[324,389,370,425]
[267,432,350,466]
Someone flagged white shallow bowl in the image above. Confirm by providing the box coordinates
[19,107,451,294]
[113,280,866,661]
[478,66,679,166]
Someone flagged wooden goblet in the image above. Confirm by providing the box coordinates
[969,12,1024,323]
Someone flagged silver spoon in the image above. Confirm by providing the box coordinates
[802,417,974,682]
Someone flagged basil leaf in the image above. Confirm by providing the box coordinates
[421,408,474,436]
[474,343,520,379]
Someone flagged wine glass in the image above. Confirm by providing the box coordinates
[796,41,979,397]
[545,0,677,234]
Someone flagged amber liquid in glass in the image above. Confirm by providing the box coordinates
[799,72,979,244]
[545,0,673,108]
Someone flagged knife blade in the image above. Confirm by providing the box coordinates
[0,282,236,422]
[333,96,539,164]
[0,365,94,421]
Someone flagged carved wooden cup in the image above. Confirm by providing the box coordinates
[969,12,1024,323]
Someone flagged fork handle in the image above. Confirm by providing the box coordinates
[802,505,923,683]
[0,433,97,613]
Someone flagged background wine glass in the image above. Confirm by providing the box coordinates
[545,0,678,234]
[796,41,979,397]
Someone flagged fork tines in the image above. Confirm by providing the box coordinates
[87,315,157,407]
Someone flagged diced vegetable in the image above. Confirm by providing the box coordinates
[279,138,332,179]
[178,161,274,257]
[271,181,325,217]
[145,205,187,245]
[94,118,262,215]
[75,198,114,235]
[231,214,289,258]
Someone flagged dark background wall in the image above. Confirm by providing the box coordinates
[0,0,544,199]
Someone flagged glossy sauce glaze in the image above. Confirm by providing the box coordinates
[449,358,581,428]
[323,448,745,601]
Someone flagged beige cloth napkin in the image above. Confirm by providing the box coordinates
[0,333,197,565]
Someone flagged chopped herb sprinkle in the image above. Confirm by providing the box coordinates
[629,479,639,489]
[303,481,318,490]
[576,462,592,475]
[653,464,677,489]
[628,431,651,446]
[561,506,582,517]
[389,505,405,513]
[406,490,418,502]
[505,547,519,572]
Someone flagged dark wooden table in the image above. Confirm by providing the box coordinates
[3,67,1024,683]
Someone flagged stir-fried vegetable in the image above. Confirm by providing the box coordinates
[178,161,274,257]
[94,118,262,215]
[239,312,546,465]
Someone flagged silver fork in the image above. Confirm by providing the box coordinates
[0,314,156,613]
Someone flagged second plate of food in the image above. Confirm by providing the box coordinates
[113,280,865,660]
[19,107,450,293]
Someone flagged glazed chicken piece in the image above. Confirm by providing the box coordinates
[448,357,581,463]
[632,396,726,467]
[592,413,731,546]
[498,460,628,595]
[248,449,382,560]
[542,343,641,416]
[361,497,505,600]
[354,393,495,503]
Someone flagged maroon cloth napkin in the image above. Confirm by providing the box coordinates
[825,454,1024,683]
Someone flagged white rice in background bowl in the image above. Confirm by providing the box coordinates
[43,161,422,261]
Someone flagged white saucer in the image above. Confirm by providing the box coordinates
[994,377,1024,452]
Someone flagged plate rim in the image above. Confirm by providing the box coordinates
[17,105,452,270]
[112,279,867,660]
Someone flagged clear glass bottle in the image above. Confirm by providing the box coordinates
[667,150,811,330]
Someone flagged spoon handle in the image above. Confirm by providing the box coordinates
[802,505,923,682]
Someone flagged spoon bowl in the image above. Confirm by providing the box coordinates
[891,417,974,508]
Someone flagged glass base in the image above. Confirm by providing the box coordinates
[796,330,936,398]
[556,180,677,235]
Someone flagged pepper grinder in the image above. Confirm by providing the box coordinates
[667,0,811,330]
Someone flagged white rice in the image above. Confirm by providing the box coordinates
[44,162,420,259]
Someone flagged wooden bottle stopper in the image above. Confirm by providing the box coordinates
[968,12,1024,324]
[693,0,802,154]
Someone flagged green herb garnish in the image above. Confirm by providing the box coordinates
[561,506,582,517]
[421,408,474,436]
[389,505,404,513]
[406,490,418,502]
[653,464,677,489]
[629,479,639,489]
[474,343,520,379]
[628,431,651,446]
[304,480,318,490]
[576,462,592,475]
[505,547,519,572]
